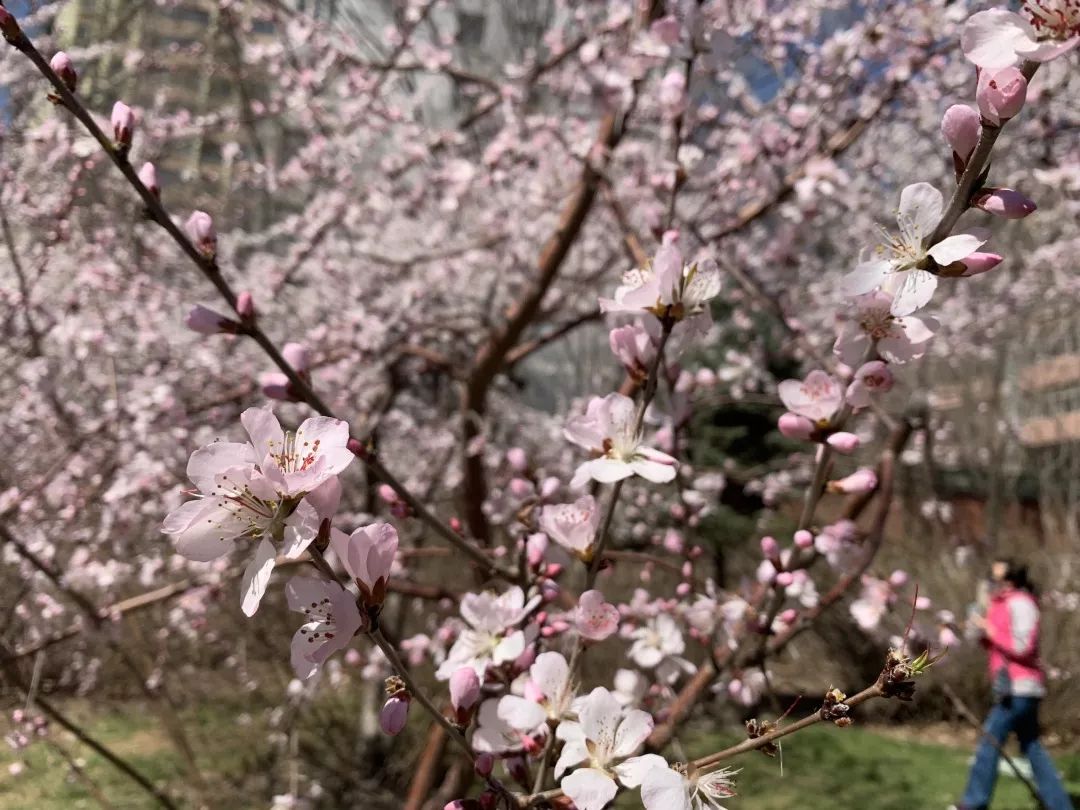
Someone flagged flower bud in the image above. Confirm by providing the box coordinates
[779,608,798,624]
[940,104,980,162]
[676,581,691,597]
[50,52,77,92]
[760,536,780,560]
[974,188,1036,220]
[539,477,560,499]
[186,211,217,257]
[775,571,794,588]
[889,569,909,588]
[259,372,292,401]
[111,101,135,149]
[508,478,532,498]
[959,252,1004,277]
[282,342,310,374]
[449,667,480,723]
[506,447,528,471]
[977,66,1026,125]
[137,162,160,199]
[184,304,235,335]
[474,752,495,778]
[235,291,255,319]
[662,528,684,554]
[827,468,878,494]
[826,432,860,454]
[778,412,815,440]
[793,529,814,549]
[379,695,410,736]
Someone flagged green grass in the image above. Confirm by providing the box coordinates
[3,702,1079,809]
[638,722,1080,810]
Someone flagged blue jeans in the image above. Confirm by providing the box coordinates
[961,695,1074,810]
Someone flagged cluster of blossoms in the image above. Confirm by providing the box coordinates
[0,0,1070,807]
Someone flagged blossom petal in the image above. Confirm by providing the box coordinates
[498,695,547,732]
[581,458,636,484]
[579,687,622,755]
[927,233,984,265]
[641,765,691,810]
[281,498,320,559]
[240,407,285,459]
[886,270,938,316]
[614,754,669,789]
[554,737,589,778]
[164,499,242,562]
[961,9,1038,70]
[240,537,277,617]
[561,767,618,810]
[842,259,890,297]
[186,442,256,492]
[612,708,654,758]
[531,652,569,704]
[629,456,677,484]
[898,182,943,238]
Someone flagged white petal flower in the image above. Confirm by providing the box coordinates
[565,394,677,489]
[962,6,1080,69]
[841,183,985,315]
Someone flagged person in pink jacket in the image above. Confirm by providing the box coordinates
[956,559,1073,810]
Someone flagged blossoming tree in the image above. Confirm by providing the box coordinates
[2,0,1079,808]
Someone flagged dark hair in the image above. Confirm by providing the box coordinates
[995,558,1036,594]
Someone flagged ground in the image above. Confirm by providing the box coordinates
[2,701,1079,809]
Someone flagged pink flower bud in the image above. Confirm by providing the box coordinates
[915,596,932,610]
[775,571,794,588]
[940,104,980,162]
[540,579,560,602]
[474,752,495,778]
[974,188,1036,220]
[546,563,563,578]
[111,101,135,149]
[959,251,1004,277]
[186,211,217,257]
[282,342,310,374]
[539,477,560,499]
[688,545,704,559]
[376,484,398,504]
[779,608,798,624]
[977,67,1027,125]
[662,528,684,554]
[676,582,691,597]
[449,667,480,721]
[50,52,77,92]
[259,372,292,401]
[379,695,410,736]
[137,162,159,199]
[827,468,878,494]
[888,570,909,588]
[794,530,814,549]
[506,447,528,471]
[509,478,533,498]
[235,291,255,319]
[184,304,234,335]
[826,432,860,454]
[760,536,780,560]
[0,8,21,40]
[778,412,815,440]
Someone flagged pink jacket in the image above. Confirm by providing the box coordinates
[985,587,1045,697]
